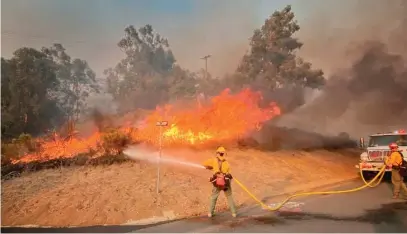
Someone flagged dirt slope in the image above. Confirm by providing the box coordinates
[1,148,360,227]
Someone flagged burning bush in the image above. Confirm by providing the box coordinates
[100,128,133,155]
[1,153,131,180]
[5,88,281,166]
[1,143,20,166]
[1,133,39,165]
[17,133,40,152]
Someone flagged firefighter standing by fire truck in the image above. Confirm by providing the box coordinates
[385,143,407,199]
[202,146,237,218]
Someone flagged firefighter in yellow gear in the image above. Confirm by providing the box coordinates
[385,143,407,199]
[202,146,237,218]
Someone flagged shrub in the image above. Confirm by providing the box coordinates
[1,133,40,165]
[1,143,21,165]
[16,133,39,152]
[100,128,132,155]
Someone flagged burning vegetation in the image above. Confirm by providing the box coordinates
[6,1,399,180]
[5,88,281,166]
[2,2,392,227]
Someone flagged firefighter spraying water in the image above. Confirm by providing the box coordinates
[202,146,237,218]
[120,123,407,218]
[123,137,404,219]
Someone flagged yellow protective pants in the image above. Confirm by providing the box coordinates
[391,169,407,196]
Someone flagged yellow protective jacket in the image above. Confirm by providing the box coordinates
[202,156,231,174]
[386,151,403,167]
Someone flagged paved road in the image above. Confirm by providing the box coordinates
[3,179,407,233]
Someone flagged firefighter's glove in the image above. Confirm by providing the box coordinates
[225,173,233,180]
[209,175,216,183]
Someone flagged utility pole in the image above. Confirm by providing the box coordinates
[23,113,27,133]
[200,55,211,80]
[155,121,168,194]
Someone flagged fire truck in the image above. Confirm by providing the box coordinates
[356,129,407,179]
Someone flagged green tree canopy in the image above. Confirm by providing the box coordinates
[42,44,100,121]
[1,48,62,139]
[1,44,100,140]
[105,24,197,112]
[236,5,325,90]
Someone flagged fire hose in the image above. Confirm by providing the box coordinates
[231,165,387,211]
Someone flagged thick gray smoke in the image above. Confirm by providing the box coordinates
[280,42,407,137]
[277,1,407,139]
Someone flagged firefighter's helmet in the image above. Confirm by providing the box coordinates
[389,142,398,150]
[216,146,226,154]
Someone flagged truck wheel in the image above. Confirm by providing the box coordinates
[361,171,377,180]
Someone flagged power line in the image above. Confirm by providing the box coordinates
[200,54,211,80]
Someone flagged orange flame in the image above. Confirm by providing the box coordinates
[13,133,102,164]
[11,88,281,164]
[134,88,280,145]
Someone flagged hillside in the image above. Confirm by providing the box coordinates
[2,148,360,227]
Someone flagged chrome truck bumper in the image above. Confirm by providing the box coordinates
[355,162,392,172]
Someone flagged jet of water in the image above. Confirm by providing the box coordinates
[123,146,206,169]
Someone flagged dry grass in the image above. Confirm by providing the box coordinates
[1,148,360,227]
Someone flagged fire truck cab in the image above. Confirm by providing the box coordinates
[356,129,407,179]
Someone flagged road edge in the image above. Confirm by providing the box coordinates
[123,175,361,227]
[188,176,363,233]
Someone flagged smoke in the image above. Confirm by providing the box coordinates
[276,0,407,138]
[90,108,113,132]
[169,0,257,77]
[297,0,407,76]
[247,125,356,151]
[88,1,407,148]
[85,0,260,113]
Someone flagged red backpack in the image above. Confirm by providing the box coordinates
[215,159,226,188]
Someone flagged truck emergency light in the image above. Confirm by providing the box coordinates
[393,129,406,133]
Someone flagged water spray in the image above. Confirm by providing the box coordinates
[123,146,205,194]
[123,146,205,170]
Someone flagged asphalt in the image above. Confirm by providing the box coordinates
[3,179,407,233]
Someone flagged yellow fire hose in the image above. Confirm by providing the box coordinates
[232,165,387,211]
